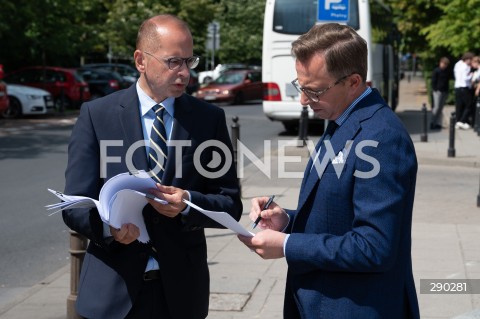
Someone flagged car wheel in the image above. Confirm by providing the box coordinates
[203,76,213,84]
[282,120,298,133]
[89,92,103,100]
[2,97,22,119]
[233,92,244,105]
[54,96,71,111]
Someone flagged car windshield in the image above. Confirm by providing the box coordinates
[73,71,86,82]
[214,72,244,84]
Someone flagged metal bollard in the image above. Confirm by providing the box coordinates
[420,103,428,142]
[67,230,87,319]
[80,86,84,105]
[231,116,241,193]
[59,86,66,114]
[477,174,480,208]
[448,112,456,157]
[298,106,309,147]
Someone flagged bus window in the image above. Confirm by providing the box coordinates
[273,0,316,34]
[273,0,360,35]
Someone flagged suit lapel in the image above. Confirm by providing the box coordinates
[118,86,150,173]
[295,90,386,214]
[297,121,360,211]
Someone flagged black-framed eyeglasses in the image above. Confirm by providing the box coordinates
[144,51,200,70]
[291,74,351,102]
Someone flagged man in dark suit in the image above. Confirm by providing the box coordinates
[238,23,420,318]
[62,15,242,319]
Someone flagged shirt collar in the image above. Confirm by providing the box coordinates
[136,82,175,117]
[335,86,372,126]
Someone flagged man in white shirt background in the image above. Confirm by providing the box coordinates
[453,52,474,129]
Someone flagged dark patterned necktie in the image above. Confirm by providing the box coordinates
[148,104,168,183]
[305,120,339,177]
[323,120,338,141]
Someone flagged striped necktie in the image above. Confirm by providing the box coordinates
[149,104,168,183]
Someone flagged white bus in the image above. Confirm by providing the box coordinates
[262,0,400,131]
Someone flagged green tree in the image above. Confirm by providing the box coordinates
[422,0,480,57]
[99,0,218,63]
[0,0,106,70]
[385,0,480,71]
[213,0,265,65]
[385,0,442,55]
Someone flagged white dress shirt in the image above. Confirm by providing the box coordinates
[454,59,472,88]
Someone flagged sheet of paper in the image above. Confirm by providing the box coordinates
[183,200,254,237]
[99,171,156,221]
[46,189,101,216]
[109,190,152,243]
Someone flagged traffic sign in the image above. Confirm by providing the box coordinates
[317,0,350,22]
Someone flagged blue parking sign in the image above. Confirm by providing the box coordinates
[318,0,350,22]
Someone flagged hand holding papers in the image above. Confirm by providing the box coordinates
[183,200,254,237]
[47,171,252,243]
[47,171,167,243]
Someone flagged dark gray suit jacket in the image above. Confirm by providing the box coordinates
[62,85,242,319]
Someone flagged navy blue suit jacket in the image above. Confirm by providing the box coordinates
[283,89,420,319]
[62,85,242,319]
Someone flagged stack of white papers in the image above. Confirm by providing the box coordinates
[47,171,165,243]
[47,171,253,243]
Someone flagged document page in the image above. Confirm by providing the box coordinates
[99,171,156,221]
[183,200,254,237]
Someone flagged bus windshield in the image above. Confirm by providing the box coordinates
[272,0,360,35]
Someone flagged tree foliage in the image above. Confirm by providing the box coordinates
[88,0,220,63]
[384,0,442,57]
[214,0,265,66]
[1,0,479,74]
[422,0,480,57]
[385,0,480,70]
[0,0,106,70]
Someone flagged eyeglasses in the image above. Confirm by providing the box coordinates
[291,74,351,102]
[144,51,200,70]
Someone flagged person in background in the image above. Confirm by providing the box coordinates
[453,52,474,129]
[470,56,480,126]
[430,57,451,130]
[238,23,419,319]
[62,14,242,319]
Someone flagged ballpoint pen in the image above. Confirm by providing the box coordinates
[252,195,275,229]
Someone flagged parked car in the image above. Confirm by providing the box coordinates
[77,67,129,100]
[2,84,54,118]
[0,65,9,115]
[193,69,262,105]
[187,69,199,95]
[4,66,90,109]
[82,63,139,84]
[198,63,248,84]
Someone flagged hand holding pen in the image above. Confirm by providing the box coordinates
[252,195,275,229]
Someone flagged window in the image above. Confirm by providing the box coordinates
[273,0,359,35]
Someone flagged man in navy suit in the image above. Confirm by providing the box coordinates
[62,15,242,319]
[238,23,420,318]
